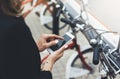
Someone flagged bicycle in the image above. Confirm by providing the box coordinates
[39,0,67,34]
[22,0,47,18]
[22,0,67,35]
[52,0,120,79]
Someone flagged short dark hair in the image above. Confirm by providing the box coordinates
[0,0,23,16]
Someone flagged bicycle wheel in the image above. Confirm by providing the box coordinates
[66,46,100,79]
[40,2,67,30]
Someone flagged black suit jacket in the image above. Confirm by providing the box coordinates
[0,12,52,79]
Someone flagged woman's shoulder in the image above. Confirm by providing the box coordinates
[0,13,21,25]
[0,13,24,31]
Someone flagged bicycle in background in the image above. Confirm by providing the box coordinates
[22,0,67,35]
[22,0,47,18]
[50,0,120,79]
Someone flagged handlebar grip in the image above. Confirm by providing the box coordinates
[61,18,71,24]
[61,18,76,28]
[93,45,100,65]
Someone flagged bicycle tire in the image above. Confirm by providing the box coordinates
[40,2,67,30]
[66,46,100,79]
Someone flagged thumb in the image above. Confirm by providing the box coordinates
[45,40,58,48]
[55,44,68,53]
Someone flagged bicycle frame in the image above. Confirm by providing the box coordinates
[68,34,93,71]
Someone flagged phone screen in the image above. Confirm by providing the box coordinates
[49,34,73,51]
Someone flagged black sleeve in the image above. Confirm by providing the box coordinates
[0,16,52,79]
[40,71,52,79]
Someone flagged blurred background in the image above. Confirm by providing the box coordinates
[88,0,120,33]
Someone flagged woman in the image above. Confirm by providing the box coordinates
[0,0,68,79]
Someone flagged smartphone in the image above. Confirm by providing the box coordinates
[47,32,75,53]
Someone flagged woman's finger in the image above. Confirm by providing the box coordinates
[45,34,64,40]
[55,44,68,53]
[45,40,58,48]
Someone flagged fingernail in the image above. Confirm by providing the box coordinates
[64,45,68,48]
[55,40,59,43]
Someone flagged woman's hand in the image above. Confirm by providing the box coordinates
[41,44,68,71]
[37,34,63,52]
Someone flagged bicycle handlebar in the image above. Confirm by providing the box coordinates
[61,16,120,76]
[61,18,101,65]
